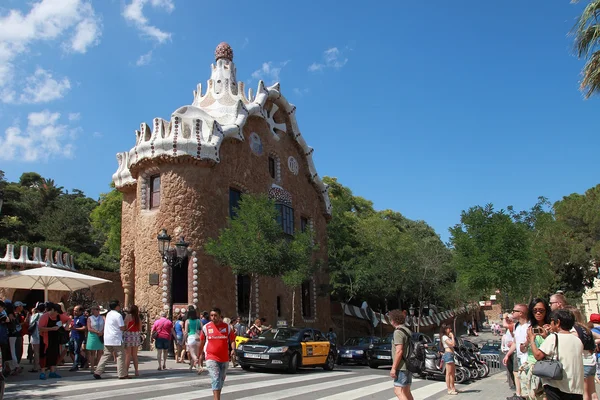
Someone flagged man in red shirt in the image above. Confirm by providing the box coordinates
[199,308,236,400]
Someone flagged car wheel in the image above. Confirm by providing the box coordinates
[240,364,251,371]
[323,353,335,371]
[287,353,299,374]
[368,361,378,369]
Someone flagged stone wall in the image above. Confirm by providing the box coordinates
[122,113,331,332]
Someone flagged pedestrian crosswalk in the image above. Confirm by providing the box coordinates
[4,367,450,400]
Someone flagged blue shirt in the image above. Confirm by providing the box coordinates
[174,320,184,337]
[71,315,87,340]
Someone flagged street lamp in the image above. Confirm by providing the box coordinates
[409,304,415,316]
[156,228,188,358]
[157,229,189,267]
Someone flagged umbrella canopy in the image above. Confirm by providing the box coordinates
[0,266,112,301]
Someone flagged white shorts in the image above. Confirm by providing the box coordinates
[187,336,198,346]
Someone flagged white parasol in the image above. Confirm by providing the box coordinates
[0,267,111,301]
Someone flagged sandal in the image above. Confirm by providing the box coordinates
[448,390,458,395]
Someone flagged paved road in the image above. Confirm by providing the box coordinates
[5,364,454,400]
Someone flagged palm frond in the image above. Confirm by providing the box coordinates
[575,24,600,57]
[580,50,600,98]
[572,0,600,35]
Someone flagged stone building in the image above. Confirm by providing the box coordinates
[112,43,332,330]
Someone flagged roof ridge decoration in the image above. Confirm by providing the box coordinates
[112,43,331,216]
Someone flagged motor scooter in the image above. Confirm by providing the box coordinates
[419,345,468,384]
[455,346,482,379]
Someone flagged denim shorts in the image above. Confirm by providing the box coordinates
[206,360,229,391]
[442,352,455,364]
[155,338,169,350]
[584,365,595,378]
[393,370,413,387]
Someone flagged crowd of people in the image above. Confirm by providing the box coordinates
[0,297,270,400]
[497,293,597,400]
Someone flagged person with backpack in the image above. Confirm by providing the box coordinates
[566,306,597,400]
[388,309,414,400]
[589,314,600,384]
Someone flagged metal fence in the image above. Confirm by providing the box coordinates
[479,353,504,375]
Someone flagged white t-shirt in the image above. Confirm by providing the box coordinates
[501,331,514,352]
[539,333,584,395]
[514,321,530,365]
[103,310,124,346]
[442,335,452,350]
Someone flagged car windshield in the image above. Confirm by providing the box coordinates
[258,328,301,341]
[343,337,378,346]
[380,335,393,344]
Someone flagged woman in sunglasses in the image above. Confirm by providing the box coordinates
[519,298,551,399]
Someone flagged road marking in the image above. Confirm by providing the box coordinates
[236,374,384,400]
[387,381,448,400]
[144,371,354,400]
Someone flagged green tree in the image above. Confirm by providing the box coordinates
[90,184,123,259]
[18,172,43,188]
[281,229,320,326]
[449,204,533,301]
[572,0,600,98]
[205,194,316,323]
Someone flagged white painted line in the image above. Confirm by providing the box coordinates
[239,374,384,400]
[144,370,354,400]
[387,381,448,400]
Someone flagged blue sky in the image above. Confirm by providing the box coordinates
[0,0,597,242]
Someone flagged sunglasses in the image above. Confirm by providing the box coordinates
[512,310,522,313]
[533,309,545,314]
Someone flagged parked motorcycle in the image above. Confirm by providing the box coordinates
[420,346,468,384]
[454,346,482,379]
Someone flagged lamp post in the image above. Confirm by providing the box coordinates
[409,304,415,331]
[156,228,188,357]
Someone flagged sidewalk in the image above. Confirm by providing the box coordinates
[4,350,201,383]
[426,372,514,400]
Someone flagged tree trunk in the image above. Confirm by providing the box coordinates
[291,288,296,327]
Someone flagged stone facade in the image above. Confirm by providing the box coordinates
[113,43,331,330]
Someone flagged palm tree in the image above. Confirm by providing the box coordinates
[40,178,64,208]
[573,0,600,98]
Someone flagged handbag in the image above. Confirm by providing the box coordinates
[532,333,563,380]
[152,320,165,341]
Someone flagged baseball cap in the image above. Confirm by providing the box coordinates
[590,313,600,324]
[4,299,12,304]
[14,301,26,307]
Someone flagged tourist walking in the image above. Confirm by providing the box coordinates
[173,314,185,363]
[151,311,173,371]
[440,323,458,396]
[86,306,104,373]
[94,300,128,380]
[0,301,11,376]
[519,298,550,400]
[529,309,584,399]
[28,303,44,373]
[69,305,87,371]
[185,308,202,372]
[199,308,236,400]
[124,304,142,376]
[388,310,414,400]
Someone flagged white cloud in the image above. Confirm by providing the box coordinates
[0,110,76,162]
[20,68,71,104]
[251,60,290,84]
[308,63,323,72]
[0,0,101,101]
[308,47,348,72]
[293,88,309,96]
[68,112,80,121]
[136,50,153,66]
[123,0,173,44]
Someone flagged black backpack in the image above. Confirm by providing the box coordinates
[398,327,424,374]
[575,325,595,352]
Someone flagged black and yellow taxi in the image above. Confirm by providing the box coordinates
[236,327,336,373]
